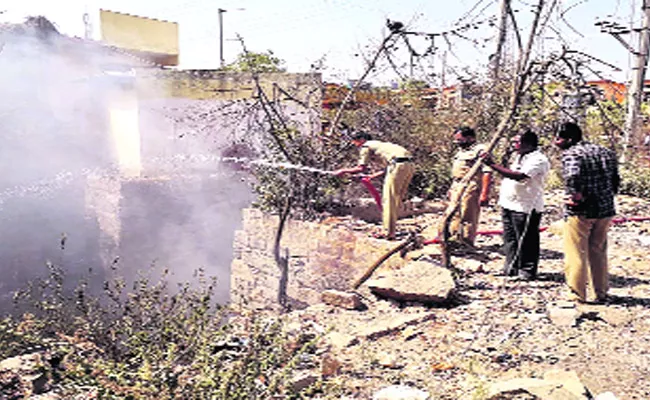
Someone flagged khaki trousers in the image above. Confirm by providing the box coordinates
[563,216,612,301]
[383,162,415,236]
[447,180,481,245]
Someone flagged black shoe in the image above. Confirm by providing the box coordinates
[592,294,617,305]
[517,272,537,281]
[496,268,518,277]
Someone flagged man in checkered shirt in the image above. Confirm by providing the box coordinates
[554,122,620,303]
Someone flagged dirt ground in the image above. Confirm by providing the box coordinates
[297,192,650,399]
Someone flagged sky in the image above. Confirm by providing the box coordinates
[0,0,642,85]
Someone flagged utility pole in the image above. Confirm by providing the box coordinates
[492,0,510,81]
[218,8,227,68]
[597,0,650,162]
[441,50,447,88]
[626,0,650,161]
[83,12,92,40]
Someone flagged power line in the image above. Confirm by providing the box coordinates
[457,0,491,23]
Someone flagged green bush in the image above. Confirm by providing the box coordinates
[619,164,650,198]
[2,264,319,399]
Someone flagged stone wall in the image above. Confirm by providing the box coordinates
[230,209,408,310]
[83,171,252,303]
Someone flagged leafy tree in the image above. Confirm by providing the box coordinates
[224,50,286,73]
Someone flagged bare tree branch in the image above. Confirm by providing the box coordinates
[559,0,586,37]
[235,35,295,163]
[327,32,398,136]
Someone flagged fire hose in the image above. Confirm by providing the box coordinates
[356,180,650,245]
[421,216,650,245]
[359,176,382,211]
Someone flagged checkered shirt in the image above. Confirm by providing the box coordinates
[561,141,620,218]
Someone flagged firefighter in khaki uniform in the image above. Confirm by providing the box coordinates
[443,126,492,246]
[334,131,415,240]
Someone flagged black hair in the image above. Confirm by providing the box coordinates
[556,122,582,142]
[519,129,538,148]
[454,126,476,138]
[352,131,373,141]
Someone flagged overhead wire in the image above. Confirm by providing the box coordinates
[150,0,499,85]
[457,0,490,24]
[467,0,499,24]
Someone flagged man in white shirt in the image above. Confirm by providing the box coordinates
[482,130,550,280]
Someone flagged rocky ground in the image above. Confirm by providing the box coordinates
[2,193,649,399]
[287,192,650,399]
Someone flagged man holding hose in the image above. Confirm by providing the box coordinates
[333,131,415,240]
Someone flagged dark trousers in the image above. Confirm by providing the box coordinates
[502,208,542,278]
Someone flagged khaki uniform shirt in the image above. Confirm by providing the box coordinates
[451,143,490,182]
[358,140,411,166]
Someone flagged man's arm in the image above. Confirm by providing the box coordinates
[481,152,530,181]
[562,152,581,194]
[562,152,583,206]
[484,161,530,181]
[333,165,367,177]
[366,169,385,180]
[479,172,493,206]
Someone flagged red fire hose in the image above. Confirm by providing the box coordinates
[422,216,650,246]
[356,178,650,245]
[360,176,382,211]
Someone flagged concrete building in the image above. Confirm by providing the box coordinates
[98,9,179,67]
[0,15,322,305]
[586,80,627,104]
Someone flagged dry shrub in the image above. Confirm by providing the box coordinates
[332,82,511,199]
[2,264,319,399]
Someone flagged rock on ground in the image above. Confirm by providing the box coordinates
[547,301,579,327]
[321,289,363,310]
[488,377,583,400]
[543,369,589,399]
[372,384,430,400]
[0,352,51,398]
[366,260,456,304]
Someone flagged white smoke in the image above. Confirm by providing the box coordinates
[0,18,254,306]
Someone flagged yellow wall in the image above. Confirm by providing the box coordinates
[136,70,322,106]
[100,10,179,65]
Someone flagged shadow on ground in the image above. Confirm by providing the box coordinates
[538,271,650,289]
